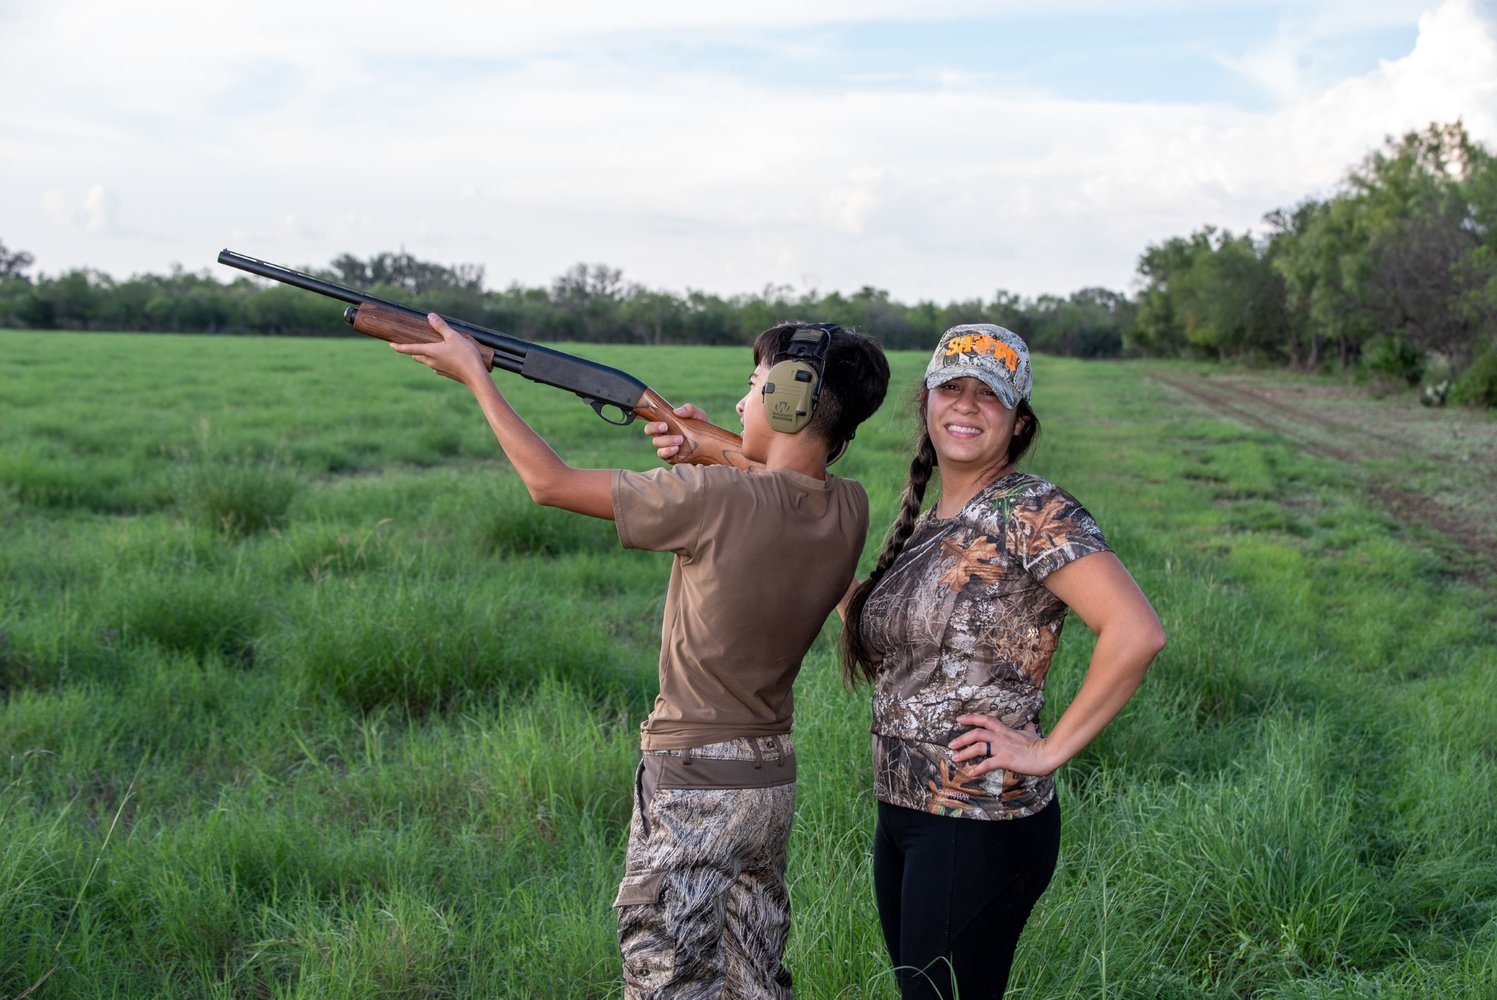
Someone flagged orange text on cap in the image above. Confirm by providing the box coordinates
[944,333,1019,371]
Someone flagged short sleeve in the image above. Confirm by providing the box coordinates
[612,466,708,555]
[1013,484,1111,582]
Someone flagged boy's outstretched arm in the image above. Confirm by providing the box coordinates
[392,314,616,520]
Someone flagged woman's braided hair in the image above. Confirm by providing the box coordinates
[838,389,1039,687]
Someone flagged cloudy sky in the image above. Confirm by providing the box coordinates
[3,0,1495,303]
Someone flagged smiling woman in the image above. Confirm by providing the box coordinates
[840,324,1166,1000]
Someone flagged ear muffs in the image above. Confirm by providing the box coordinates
[762,327,832,434]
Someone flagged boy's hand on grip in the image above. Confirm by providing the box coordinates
[645,403,711,462]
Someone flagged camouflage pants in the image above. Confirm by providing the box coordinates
[614,735,797,999]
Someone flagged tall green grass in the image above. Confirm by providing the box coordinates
[2,331,1493,998]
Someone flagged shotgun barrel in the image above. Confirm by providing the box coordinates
[215,249,752,468]
[218,249,649,423]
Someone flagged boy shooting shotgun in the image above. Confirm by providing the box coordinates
[221,247,891,996]
[403,312,887,998]
[217,250,750,469]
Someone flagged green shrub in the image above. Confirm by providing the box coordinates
[1362,334,1425,386]
[1449,348,1497,407]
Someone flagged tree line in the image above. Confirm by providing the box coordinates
[2,120,1492,405]
[0,244,1130,359]
[1131,121,1496,406]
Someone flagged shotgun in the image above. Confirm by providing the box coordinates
[217,250,751,469]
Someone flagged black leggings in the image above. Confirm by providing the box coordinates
[873,798,1061,1000]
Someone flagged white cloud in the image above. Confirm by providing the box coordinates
[1221,0,1440,101]
[1231,0,1497,204]
[822,167,889,237]
[82,185,121,232]
[40,184,121,233]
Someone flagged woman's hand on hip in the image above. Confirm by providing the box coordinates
[951,714,1055,777]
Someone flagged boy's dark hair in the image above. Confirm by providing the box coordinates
[753,322,890,461]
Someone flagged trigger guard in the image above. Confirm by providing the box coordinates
[589,398,636,426]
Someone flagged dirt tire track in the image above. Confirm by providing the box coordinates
[1155,374,1359,463]
[1151,370,1497,581]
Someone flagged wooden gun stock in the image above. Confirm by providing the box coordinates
[631,389,755,471]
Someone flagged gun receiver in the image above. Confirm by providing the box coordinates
[217,250,750,469]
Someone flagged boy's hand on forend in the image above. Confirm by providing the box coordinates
[390,314,488,386]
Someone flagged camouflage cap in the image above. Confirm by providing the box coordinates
[923,324,1032,408]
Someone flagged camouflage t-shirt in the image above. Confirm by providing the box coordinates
[860,471,1111,819]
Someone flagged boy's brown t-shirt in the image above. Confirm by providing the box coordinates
[613,464,869,750]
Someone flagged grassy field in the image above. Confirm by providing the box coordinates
[2,330,1494,998]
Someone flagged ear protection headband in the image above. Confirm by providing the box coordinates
[762,326,834,434]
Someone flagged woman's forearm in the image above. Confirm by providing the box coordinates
[1033,618,1164,771]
